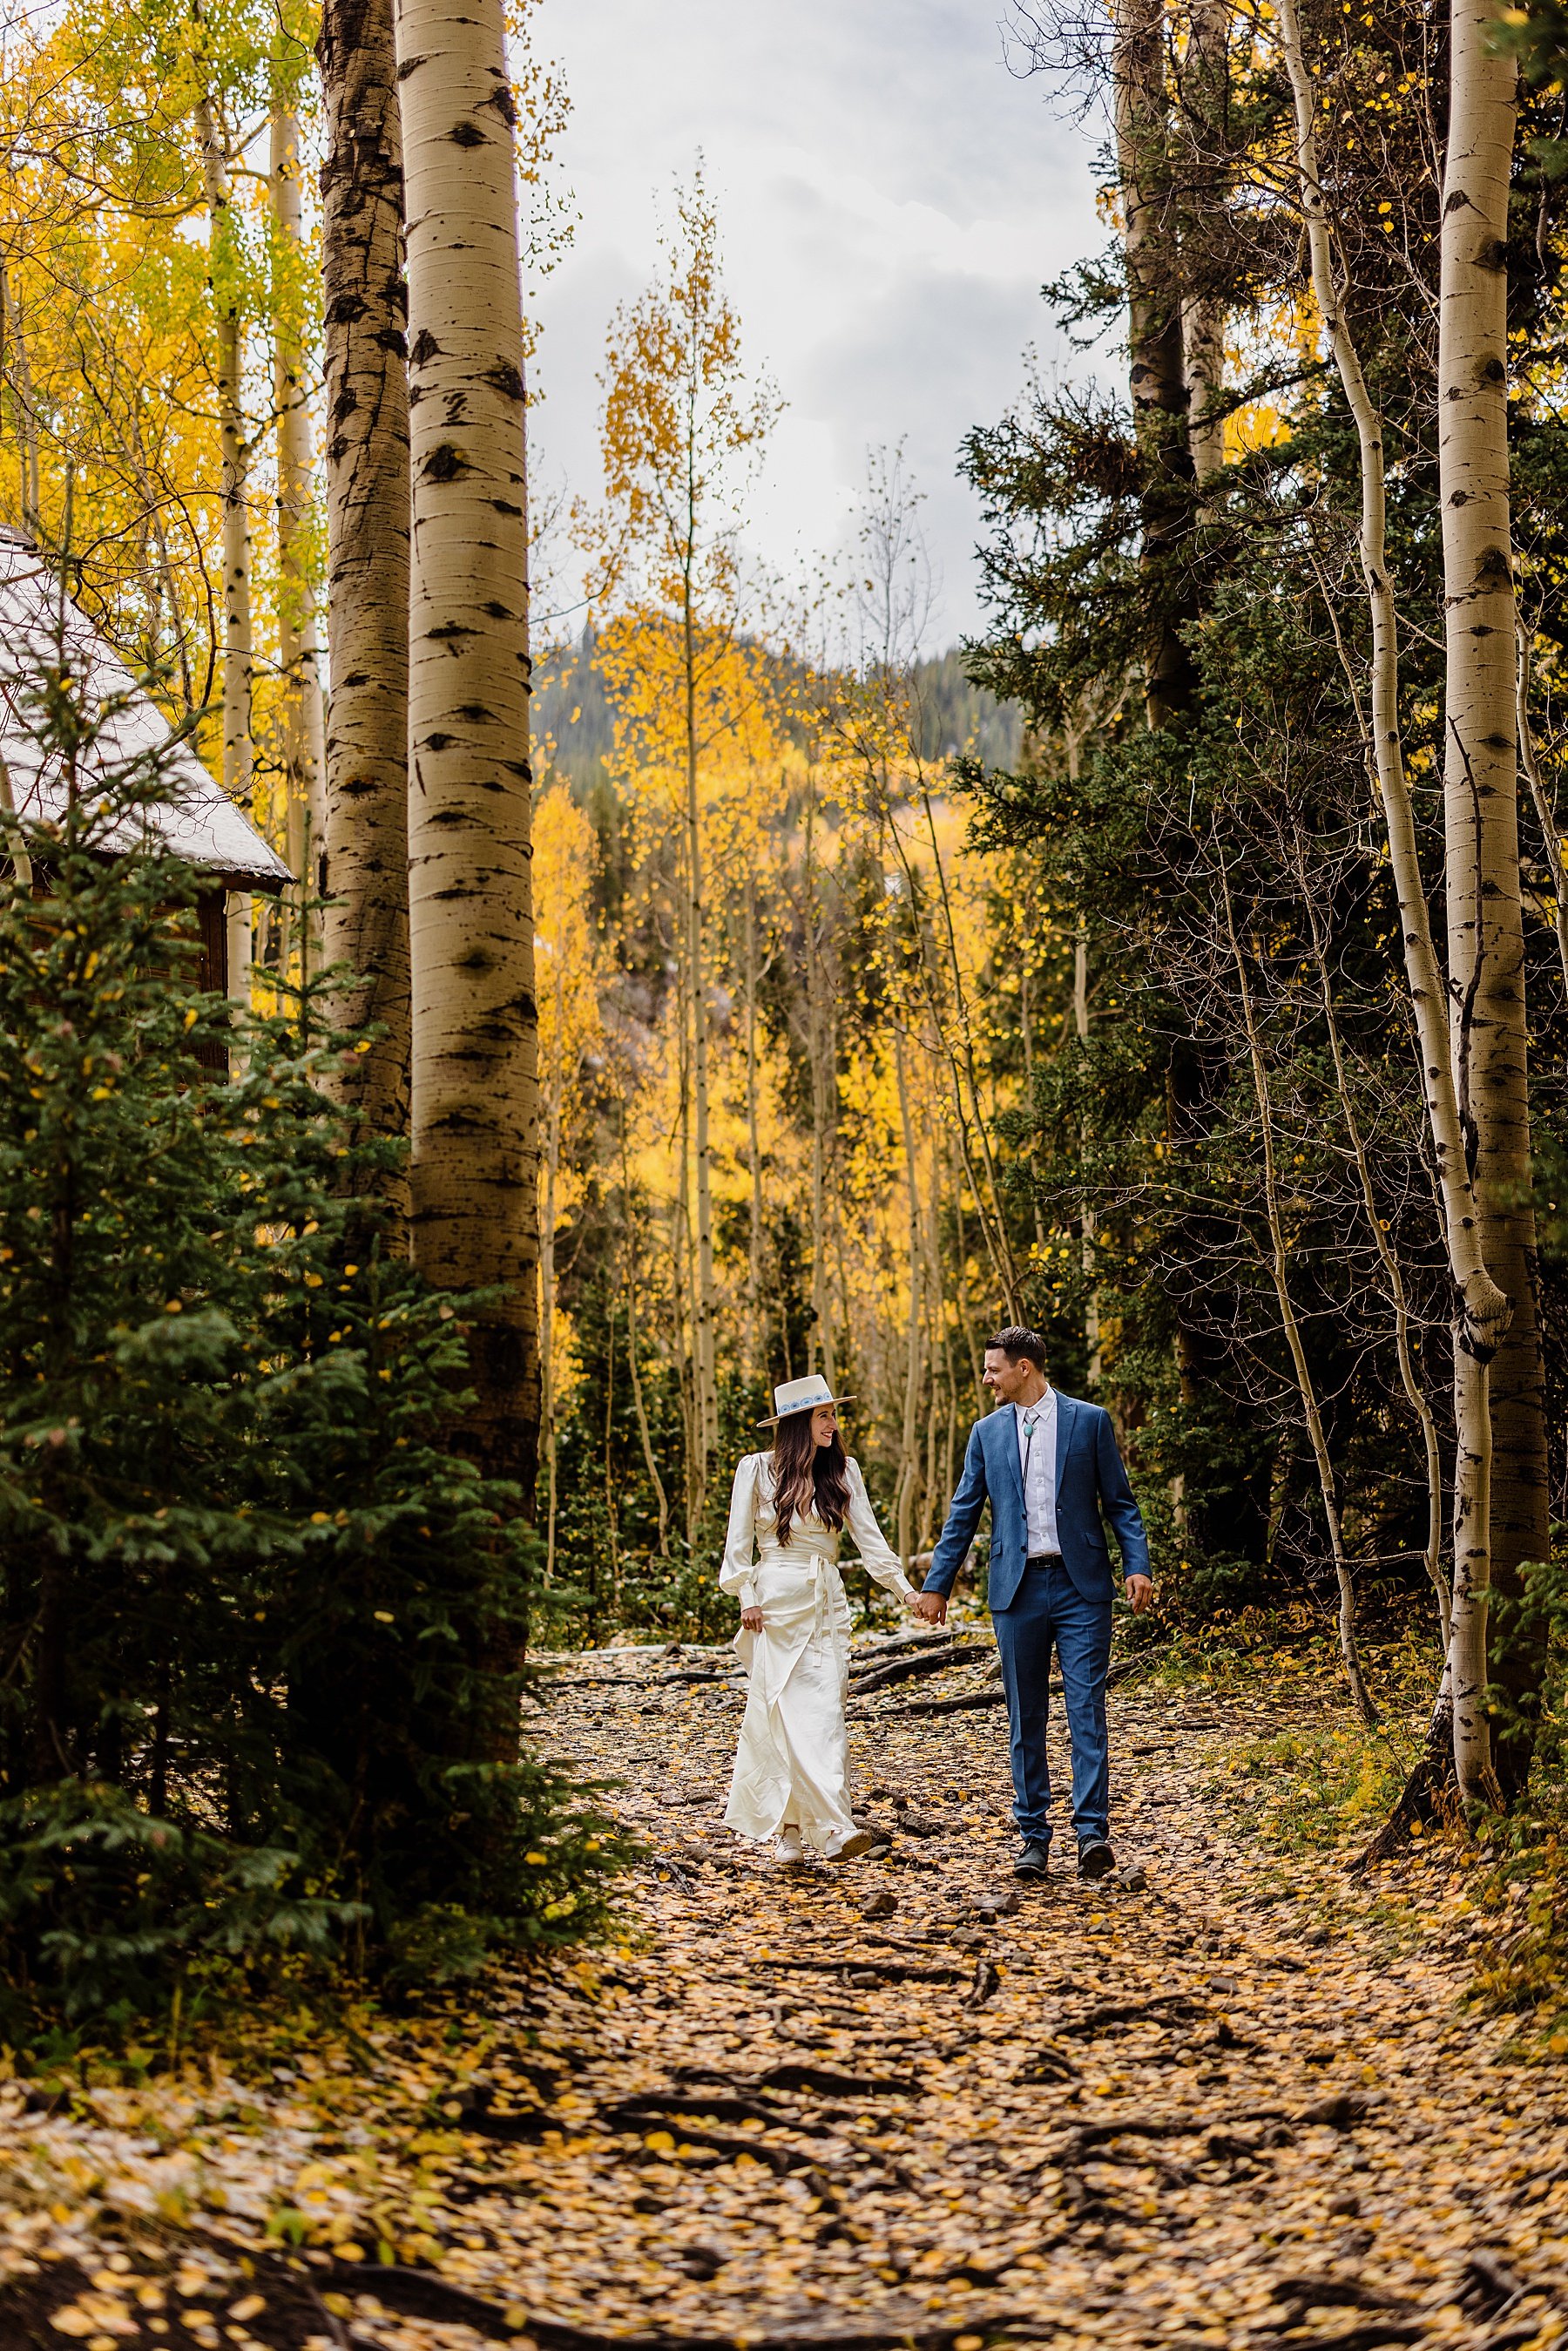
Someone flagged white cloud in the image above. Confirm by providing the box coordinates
[528,0,1103,641]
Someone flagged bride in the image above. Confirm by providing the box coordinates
[720,1374,919,1865]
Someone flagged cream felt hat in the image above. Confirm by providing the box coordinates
[756,1372,856,1428]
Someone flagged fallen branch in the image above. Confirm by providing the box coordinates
[848,1645,985,1697]
[759,1955,968,1984]
[1055,1993,1207,2039]
[759,2063,922,2097]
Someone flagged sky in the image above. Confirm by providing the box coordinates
[526,0,1107,648]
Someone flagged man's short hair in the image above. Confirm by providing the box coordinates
[986,1325,1048,1372]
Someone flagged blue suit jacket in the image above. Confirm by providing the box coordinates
[924,1392,1150,1611]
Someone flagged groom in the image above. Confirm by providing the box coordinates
[912,1328,1152,1880]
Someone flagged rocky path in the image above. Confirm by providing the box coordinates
[3,1634,1565,2351]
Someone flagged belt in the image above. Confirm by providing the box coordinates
[1027,1551,1064,1568]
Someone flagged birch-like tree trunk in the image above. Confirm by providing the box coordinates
[0,264,41,535]
[1303,890,1448,1646]
[318,0,411,1211]
[395,0,539,1504]
[1517,631,1568,999]
[1439,0,1546,1804]
[540,956,564,1580]
[1277,0,1524,1805]
[803,786,837,1386]
[196,93,252,827]
[195,89,253,1047]
[269,85,326,969]
[892,1022,924,1562]
[743,864,767,1378]
[1220,864,1377,1725]
[681,613,719,1481]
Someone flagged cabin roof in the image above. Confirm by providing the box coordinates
[0,529,293,891]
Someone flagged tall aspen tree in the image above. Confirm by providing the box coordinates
[193,78,253,1022]
[318,0,411,1199]
[1276,0,1515,1799]
[1438,0,1547,1801]
[395,0,539,1500]
[269,67,325,963]
[596,173,777,1503]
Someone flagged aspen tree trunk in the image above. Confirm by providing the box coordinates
[892,1022,924,1562]
[0,748,33,888]
[1074,923,1103,1387]
[743,866,766,1378]
[672,947,700,1535]
[1439,0,1546,1805]
[395,0,539,1508]
[269,87,327,966]
[1067,724,1102,1383]
[682,593,719,1485]
[318,0,412,1211]
[0,265,40,534]
[540,961,564,1581]
[620,1105,671,1556]
[195,89,253,1053]
[1019,952,1048,1257]
[1517,633,1568,999]
[1304,891,1447,1645]
[803,787,837,1386]
[918,788,1021,1319]
[1220,864,1377,1725]
[1113,0,1197,725]
[1279,0,1521,1806]
[196,94,253,839]
[1276,0,1506,1349]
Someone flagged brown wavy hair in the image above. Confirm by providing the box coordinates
[770,1410,850,1547]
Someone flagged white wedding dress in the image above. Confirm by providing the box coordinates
[720,1452,914,1850]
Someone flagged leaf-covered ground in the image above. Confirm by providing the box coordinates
[3,1631,1567,2351]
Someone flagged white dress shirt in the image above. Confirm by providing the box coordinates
[1014,1388,1060,1557]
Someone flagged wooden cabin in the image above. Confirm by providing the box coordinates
[0,525,291,1040]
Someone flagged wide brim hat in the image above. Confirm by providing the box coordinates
[757,1372,856,1428]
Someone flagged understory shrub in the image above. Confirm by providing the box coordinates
[0,655,635,2025]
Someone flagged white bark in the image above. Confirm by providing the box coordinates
[1220,864,1377,1726]
[1439,0,1534,1807]
[396,0,539,1494]
[269,91,326,970]
[1274,0,1510,1366]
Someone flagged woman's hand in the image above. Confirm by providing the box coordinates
[740,1605,764,1632]
[901,1589,923,1614]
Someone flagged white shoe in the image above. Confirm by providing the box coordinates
[822,1825,875,1863]
[774,1825,805,1866]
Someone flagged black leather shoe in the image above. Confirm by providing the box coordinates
[1078,1838,1115,1880]
[1013,1839,1051,1878]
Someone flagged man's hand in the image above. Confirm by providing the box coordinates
[1124,1575,1154,1616]
[740,1605,763,1632]
[911,1589,948,1625]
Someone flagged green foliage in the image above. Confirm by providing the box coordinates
[0,663,635,2022]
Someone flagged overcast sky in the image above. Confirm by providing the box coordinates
[527,0,1105,648]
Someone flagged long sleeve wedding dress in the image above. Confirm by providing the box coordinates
[720,1452,914,1852]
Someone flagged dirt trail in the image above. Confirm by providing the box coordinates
[3,1641,1565,2351]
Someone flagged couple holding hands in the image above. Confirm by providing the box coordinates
[720,1326,1152,1880]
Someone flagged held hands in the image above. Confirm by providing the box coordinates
[910,1589,948,1625]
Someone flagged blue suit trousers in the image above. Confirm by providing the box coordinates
[992,1559,1112,1846]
